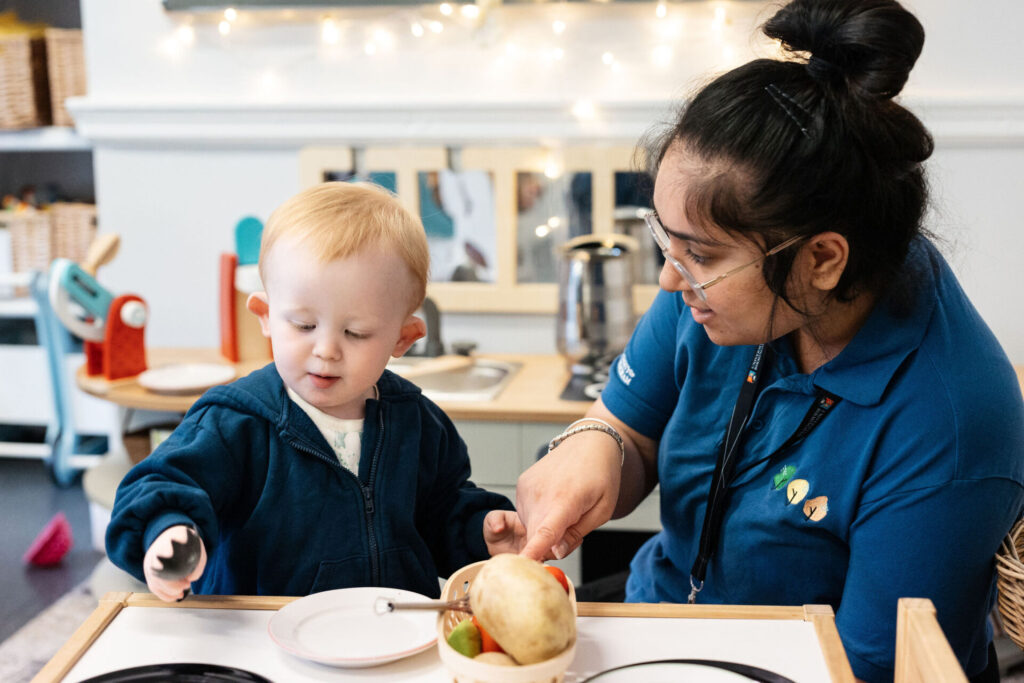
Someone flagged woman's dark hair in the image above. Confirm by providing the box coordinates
[651,0,933,307]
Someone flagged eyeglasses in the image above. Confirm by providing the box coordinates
[644,211,804,305]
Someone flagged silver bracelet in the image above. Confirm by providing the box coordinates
[548,417,625,467]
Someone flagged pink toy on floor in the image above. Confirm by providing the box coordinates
[23,512,74,566]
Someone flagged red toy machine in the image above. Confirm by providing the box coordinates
[48,258,148,381]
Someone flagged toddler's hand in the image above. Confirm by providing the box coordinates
[483,510,528,556]
[143,525,207,602]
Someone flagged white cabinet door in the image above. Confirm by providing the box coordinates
[0,344,54,425]
[458,420,521,488]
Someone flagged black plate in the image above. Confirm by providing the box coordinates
[78,663,273,682]
[581,658,797,683]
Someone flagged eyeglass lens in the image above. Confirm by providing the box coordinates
[645,213,708,302]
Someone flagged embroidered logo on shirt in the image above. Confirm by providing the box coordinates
[772,465,796,490]
[616,354,635,386]
[787,479,809,504]
[802,496,829,522]
[772,464,828,522]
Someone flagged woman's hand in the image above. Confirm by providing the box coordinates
[516,402,659,562]
[143,525,207,602]
[515,429,623,561]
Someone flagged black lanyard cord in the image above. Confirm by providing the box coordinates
[687,344,841,603]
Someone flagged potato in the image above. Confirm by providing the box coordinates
[470,554,575,665]
[474,652,518,666]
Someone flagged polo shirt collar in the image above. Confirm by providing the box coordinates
[796,239,938,406]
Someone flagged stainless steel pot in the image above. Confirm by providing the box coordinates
[557,234,639,371]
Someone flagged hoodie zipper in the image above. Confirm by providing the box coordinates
[286,398,385,585]
[365,403,385,585]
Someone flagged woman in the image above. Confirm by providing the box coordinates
[511,1,1024,681]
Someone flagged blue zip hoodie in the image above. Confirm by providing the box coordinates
[106,363,514,597]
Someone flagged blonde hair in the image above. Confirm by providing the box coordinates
[259,182,429,312]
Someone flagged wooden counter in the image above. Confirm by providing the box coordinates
[429,353,588,423]
[75,349,590,421]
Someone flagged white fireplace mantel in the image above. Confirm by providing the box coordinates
[68,97,1024,149]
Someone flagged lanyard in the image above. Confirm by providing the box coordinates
[688,344,840,604]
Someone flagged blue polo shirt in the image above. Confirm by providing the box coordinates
[602,238,1024,682]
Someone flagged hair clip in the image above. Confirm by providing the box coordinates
[764,84,811,140]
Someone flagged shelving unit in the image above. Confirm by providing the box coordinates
[0,127,91,152]
[0,273,53,461]
[1,2,94,473]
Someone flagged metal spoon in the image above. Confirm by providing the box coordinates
[374,595,471,616]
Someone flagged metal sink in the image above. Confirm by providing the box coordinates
[386,357,520,402]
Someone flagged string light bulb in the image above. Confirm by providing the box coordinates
[372,28,395,51]
[223,7,237,22]
[712,5,727,30]
[410,22,425,37]
[176,25,195,45]
[461,4,480,19]
[656,3,667,19]
[321,18,340,45]
[571,100,596,120]
[552,20,566,35]
[218,20,231,36]
[439,3,453,16]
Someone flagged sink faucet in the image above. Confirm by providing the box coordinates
[412,296,444,357]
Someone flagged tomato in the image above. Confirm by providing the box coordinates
[472,615,504,653]
[545,565,570,593]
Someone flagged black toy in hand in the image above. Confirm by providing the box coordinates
[151,525,202,580]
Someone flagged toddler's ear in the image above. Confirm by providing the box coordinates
[393,315,427,357]
[246,292,272,339]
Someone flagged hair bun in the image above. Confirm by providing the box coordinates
[763,0,924,100]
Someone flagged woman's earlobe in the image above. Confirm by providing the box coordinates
[807,233,849,291]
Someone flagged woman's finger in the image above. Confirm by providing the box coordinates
[518,501,584,561]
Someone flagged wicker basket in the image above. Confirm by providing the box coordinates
[1,209,51,275]
[437,561,578,683]
[0,33,51,129]
[997,519,1024,649]
[44,28,85,127]
[0,203,96,295]
[50,202,97,265]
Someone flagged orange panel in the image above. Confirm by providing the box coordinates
[219,253,239,363]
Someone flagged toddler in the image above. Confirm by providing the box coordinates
[107,182,521,600]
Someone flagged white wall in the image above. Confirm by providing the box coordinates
[72,0,1024,361]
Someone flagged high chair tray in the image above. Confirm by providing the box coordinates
[37,592,861,683]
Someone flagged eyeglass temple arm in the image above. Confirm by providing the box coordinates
[696,235,805,290]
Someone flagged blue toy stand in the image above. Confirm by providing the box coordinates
[29,271,121,486]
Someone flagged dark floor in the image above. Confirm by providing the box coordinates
[0,458,102,643]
